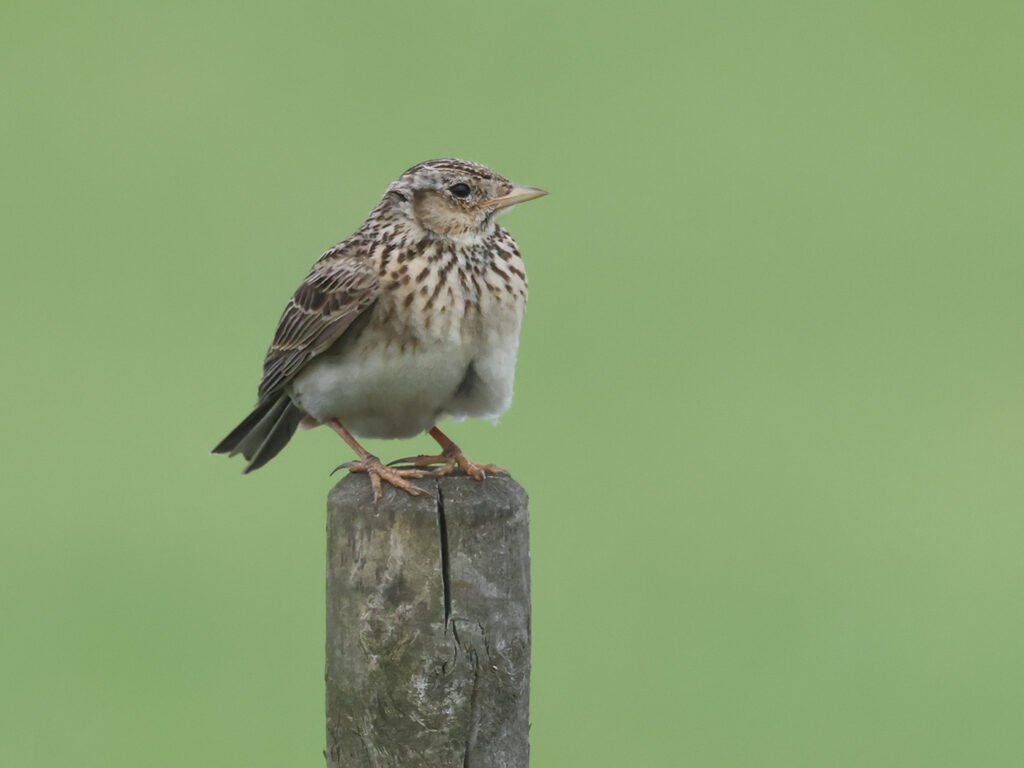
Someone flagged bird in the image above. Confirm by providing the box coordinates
[212,158,547,500]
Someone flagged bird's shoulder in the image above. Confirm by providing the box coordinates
[301,237,380,302]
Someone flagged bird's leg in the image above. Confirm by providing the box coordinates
[327,418,427,501]
[391,426,506,481]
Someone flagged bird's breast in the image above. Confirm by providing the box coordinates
[288,237,528,438]
[373,237,528,347]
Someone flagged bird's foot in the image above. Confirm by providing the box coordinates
[332,455,427,502]
[390,445,505,482]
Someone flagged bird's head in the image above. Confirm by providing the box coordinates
[384,158,547,239]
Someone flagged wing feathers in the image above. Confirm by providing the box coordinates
[214,242,380,473]
[256,245,379,400]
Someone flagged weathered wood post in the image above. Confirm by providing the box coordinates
[325,472,530,767]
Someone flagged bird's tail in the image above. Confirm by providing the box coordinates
[212,394,304,473]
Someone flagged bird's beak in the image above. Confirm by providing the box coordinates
[484,184,548,210]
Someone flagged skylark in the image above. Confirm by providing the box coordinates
[213,159,546,499]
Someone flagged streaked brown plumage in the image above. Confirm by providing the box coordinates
[213,159,546,499]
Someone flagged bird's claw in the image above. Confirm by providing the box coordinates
[337,455,427,502]
[390,453,459,477]
[460,461,506,482]
[389,451,505,482]
[387,455,424,467]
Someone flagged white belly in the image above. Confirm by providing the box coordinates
[288,292,524,439]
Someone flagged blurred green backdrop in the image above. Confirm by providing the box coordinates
[3,1,1024,765]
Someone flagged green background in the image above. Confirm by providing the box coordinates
[3,1,1023,765]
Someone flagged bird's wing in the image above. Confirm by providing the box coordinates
[256,243,379,401]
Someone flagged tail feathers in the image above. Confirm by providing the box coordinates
[212,398,278,456]
[231,397,290,459]
[242,401,304,473]
[212,395,304,472]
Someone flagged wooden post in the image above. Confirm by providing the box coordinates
[325,472,530,767]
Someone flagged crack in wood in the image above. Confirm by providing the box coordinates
[437,480,453,625]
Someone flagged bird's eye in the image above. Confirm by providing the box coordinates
[448,183,471,199]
